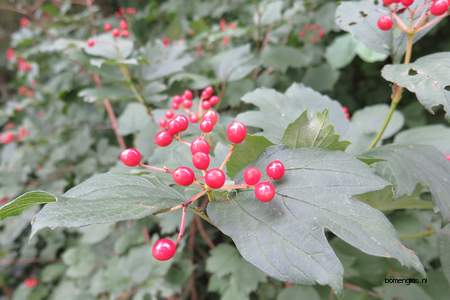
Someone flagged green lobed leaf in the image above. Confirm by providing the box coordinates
[394,125,450,155]
[30,173,185,237]
[83,33,134,60]
[382,53,450,118]
[261,45,313,72]
[325,34,356,69]
[117,103,151,135]
[208,146,423,292]
[0,191,56,221]
[226,135,273,178]
[365,144,450,222]
[210,44,258,82]
[237,83,349,144]
[281,110,350,151]
[302,63,340,92]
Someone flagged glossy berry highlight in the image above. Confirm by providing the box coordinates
[266,160,285,180]
[192,152,210,170]
[205,168,226,189]
[191,137,210,154]
[254,181,276,202]
[172,166,195,186]
[226,121,247,144]
[152,239,177,261]
[377,16,393,31]
[155,131,173,147]
[244,167,262,185]
[120,148,142,167]
[430,0,449,16]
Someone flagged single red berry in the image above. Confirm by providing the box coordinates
[190,114,199,123]
[430,0,449,16]
[155,131,173,147]
[383,0,395,5]
[6,48,15,61]
[200,119,214,133]
[377,15,393,31]
[121,30,129,38]
[401,0,414,7]
[201,86,214,100]
[24,278,39,289]
[87,39,95,47]
[171,102,180,110]
[191,137,210,154]
[20,17,29,28]
[173,95,183,105]
[205,168,226,189]
[183,90,193,100]
[254,181,276,202]
[120,19,128,30]
[152,239,177,261]
[226,121,247,144]
[0,131,15,144]
[201,101,211,110]
[203,110,218,125]
[209,96,220,106]
[159,119,168,128]
[266,160,285,180]
[174,114,189,131]
[446,154,450,161]
[172,166,195,186]
[192,152,210,170]
[112,28,120,37]
[120,148,142,167]
[165,110,175,119]
[244,167,262,185]
[104,23,112,32]
[126,7,137,14]
[183,99,193,108]
[167,119,182,135]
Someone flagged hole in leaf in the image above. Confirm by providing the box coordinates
[408,69,418,76]
[445,86,450,91]
[373,0,379,5]
[348,22,357,26]
[359,11,368,18]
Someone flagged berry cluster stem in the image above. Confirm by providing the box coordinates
[368,31,415,150]
[103,99,126,151]
[219,144,235,170]
[118,64,150,114]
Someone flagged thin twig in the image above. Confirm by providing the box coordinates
[194,216,215,249]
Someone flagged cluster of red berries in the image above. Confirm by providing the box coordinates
[377,0,449,31]
[87,19,130,47]
[219,18,237,46]
[114,6,137,18]
[0,124,30,145]
[118,86,287,261]
[298,23,326,44]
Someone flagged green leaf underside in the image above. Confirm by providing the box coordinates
[208,146,423,292]
[226,135,273,178]
[237,83,349,144]
[365,144,450,222]
[282,110,350,151]
[31,173,185,237]
[382,53,450,118]
[0,191,56,221]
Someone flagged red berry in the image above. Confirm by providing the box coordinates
[201,86,214,100]
[190,114,199,123]
[0,131,15,144]
[266,160,285,180]
[155,131,173,147]
[226,121,247,144]
[192,152,210,170]
[126,7,137,14]
[6,48,15,61]
[159,119,168,128]
[24,278,38,289]
[183,90,193,100]
[173,95,183,105]
[183,99,193,108]
[447,154,450,161]
[87,39,95,47]
[120,148,142,167]
[377,15,393,31]
[244,167,262,185]
[383,0,395,5]
[203,110,218,125]
[104,23,112,32]
[254,181,276,202]
[120,19,128,30]
[167,119,182,135]
[112,28,120,37]
[165,110,174,119]
[172,166,195,186]
[401,0,414,7]
[200,119,214,133]
[430,0,449,16]
[152,239,176,261]
[174,114,189,131]
[121,30,129,38]
[20,18,29,28]
[191,137,210,154]
[205,168,226,189]
[201,101,211,110]
[209,96,220,106]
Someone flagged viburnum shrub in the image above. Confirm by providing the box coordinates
[118,86,286,260]
[2,0,450,299]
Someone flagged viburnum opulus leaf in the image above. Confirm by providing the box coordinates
[208,146,424,291]
[0,191,56,221]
